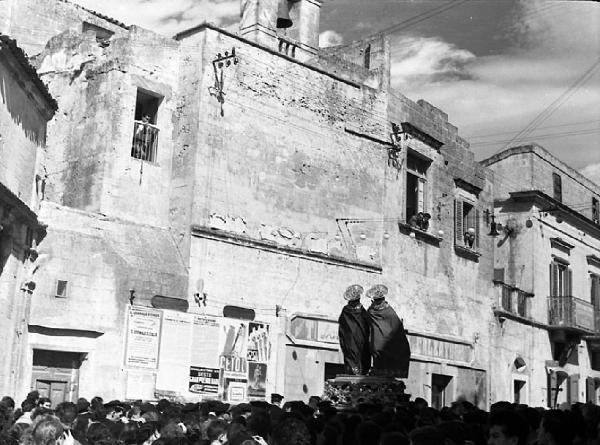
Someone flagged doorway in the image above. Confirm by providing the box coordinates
[31,349,84,406]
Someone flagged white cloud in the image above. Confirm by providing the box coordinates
[580,164,600,187]
[388,0,600,168]
[72,0,239,36]
[319,30,343,48]
[390,36,475,88]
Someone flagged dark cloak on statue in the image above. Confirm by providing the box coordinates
[367,299,411,378]
[338,303,371,375]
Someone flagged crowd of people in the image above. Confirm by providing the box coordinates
[0,390,599,445]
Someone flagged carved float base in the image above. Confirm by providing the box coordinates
[323,375,410,409]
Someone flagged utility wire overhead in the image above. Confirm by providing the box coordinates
[497,58,600,153]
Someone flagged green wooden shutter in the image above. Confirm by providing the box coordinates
[455,200,463,245]
[566,268,573,296]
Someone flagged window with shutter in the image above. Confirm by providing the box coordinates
[455,200,463,245]
[592,275,600,331]
[406,153,430,227]
[553,173,562,202]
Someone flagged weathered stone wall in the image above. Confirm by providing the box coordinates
[36,26,179,226]
[18,201,188,401]
[0,0,128,56]
[0,39,53,397]
[487,146,600,406]
[483,145,600,220]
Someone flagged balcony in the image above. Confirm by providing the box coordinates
[131,120,159,162]
[495,282,531,319]
[548,296,596,333]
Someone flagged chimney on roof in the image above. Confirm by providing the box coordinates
[240,0,322,60]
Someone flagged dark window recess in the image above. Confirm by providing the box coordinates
[223,305,255,321]
[431,374,452,410]
[55,280,68,298]
[82,22,114,44]
[591,351,600,372]
[591,275,600,332]
[324,363,345,381]
[553,173,562,203]
[593,197,599,224]
[364,44,371,69]
[131,89,161,162]
[552,341,578,366]
[514,380,526,404]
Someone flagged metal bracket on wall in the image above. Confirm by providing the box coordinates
[209,48,239,117]
[388,122,404,172]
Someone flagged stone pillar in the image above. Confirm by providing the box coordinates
[287,0,322,51]
[239,0,279,47]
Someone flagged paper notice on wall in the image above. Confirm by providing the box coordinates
[155,310,193,392]
[126,371,156,400]
[219,355,248,379]
[247,322,270,363]
[191,315,220,369]
[125,307,162,369]
[218,320,248,358]
[224,379,247,403]
[247,362,267,399]
[189,366,220,395]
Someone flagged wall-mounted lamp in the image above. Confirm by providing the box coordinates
[484,209,501,237]
[129,289,135,305]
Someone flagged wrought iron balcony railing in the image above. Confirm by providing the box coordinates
[131,120,159,162]
[548,295,596,333]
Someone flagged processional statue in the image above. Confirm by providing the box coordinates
[338,284,411,378]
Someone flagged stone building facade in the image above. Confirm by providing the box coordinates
[0,34,57,397]
[1,0,496,407]
[482,144,600,407]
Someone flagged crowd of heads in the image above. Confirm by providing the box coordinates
[1,390,600,445]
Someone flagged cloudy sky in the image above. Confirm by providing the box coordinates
[72,0,600,181]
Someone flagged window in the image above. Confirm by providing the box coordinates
[591,274,600,332]
[550,261,572,297]
[567,374,579,404]
[406,153,430,230]
[514,379,526,404]
[455,200,479,249]
[431,374,452,410]
[82,22,114,44]
[55,280,68,298]
[516,291,530,318]
[364,44,371,69]
[593,198,599,224]
[131,89,161,162]
[553,173,562,202]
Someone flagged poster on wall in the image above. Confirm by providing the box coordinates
[223,379,247,403]
[155,311,193,392]
[247,362,267,398]
[189,366,220,395]
[247,322,270,362]
[218,320,248,358]
[191,316,220,369]
[125,307,161,369]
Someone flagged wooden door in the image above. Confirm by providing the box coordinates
[31,350,83,405]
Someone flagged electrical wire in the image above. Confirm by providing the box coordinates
[497,58,600,152]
